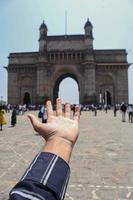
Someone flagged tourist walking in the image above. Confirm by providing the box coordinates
[92,104,97,116]
[7,104,11,113]
[11,108,17,127]
[120,102,127,122]
[94,106,97,116]
[113,105,117,117]
[0,106,7,131]
[104,104,108,113]
[127,104,133,123]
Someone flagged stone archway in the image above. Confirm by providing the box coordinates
[19,76,33,104]
[97,74,115,105]
[53,73,79,105]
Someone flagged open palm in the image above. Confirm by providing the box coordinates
[28,99,80,146]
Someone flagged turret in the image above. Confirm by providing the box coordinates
[84,18,94,49]
[84,18,93,37]
[39,20,48,52]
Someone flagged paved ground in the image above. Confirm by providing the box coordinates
[0,110,133,200]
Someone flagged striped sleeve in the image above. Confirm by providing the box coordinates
[9,152,70,200]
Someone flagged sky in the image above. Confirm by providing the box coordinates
[0,0,133,104]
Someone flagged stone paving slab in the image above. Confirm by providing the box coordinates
[0,110,133,200]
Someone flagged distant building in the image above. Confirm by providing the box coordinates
[7,19,129,105]
[0,100,6,105]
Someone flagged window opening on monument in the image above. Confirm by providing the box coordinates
[59,77,79,104]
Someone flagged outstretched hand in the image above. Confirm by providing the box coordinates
[28,98,80,147]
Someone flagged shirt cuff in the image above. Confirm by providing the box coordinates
[21,152,70,200]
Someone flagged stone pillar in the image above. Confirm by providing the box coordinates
[82,64,96,104]
[8,71,19,104]
[36,67,45,103]
[36,64,53,104]
[116,66,129,103]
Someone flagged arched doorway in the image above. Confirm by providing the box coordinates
[103,90,112,105]
[23,92,31,105]
[98,74,115,105]
[53,74,79,105]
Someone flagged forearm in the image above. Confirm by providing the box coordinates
[9,98,79,199]
[9,137,73,200]
[42,137,73,163]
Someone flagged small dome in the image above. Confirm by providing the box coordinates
[39,20,47,30]
[84,18,93,28]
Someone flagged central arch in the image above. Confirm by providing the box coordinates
[53,73,79,105]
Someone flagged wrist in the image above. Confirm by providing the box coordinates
[42,137,73,163]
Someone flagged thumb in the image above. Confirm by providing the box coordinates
[27,114,41,132]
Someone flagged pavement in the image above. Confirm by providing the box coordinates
[0,110,133,200]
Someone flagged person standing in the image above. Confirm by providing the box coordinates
[127,104,133,123]
[11,107,17,127]
[71,104,76,116]
[113,105,117,117]
[94,106,97,116]
[120,102,127,122]
[92,104,97,116]
[105,105,108,113]
[0,106,7,131]
[7,104,11,113]
[42,106,48,123]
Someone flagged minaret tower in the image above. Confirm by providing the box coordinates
[39,20,48,52]
[84,18,94,49]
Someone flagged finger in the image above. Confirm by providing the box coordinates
[73,105,80,121]
[27,114,43,132]
[64,102,71,118]
[56,98,62,116]
[46,100,54,122]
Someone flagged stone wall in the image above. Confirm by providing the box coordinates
[116,67,129,103]
[47,39,85,51]
[8,72,18,104]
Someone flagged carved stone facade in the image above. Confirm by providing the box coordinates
[7,19,129,105]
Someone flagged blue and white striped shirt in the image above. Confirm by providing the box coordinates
[9,152,70,200]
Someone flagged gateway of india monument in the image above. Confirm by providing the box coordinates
[7,19,129,105]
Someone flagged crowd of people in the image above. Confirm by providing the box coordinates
[0,104,26,130]
[80,102,133,122]
[0,102,133,131]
